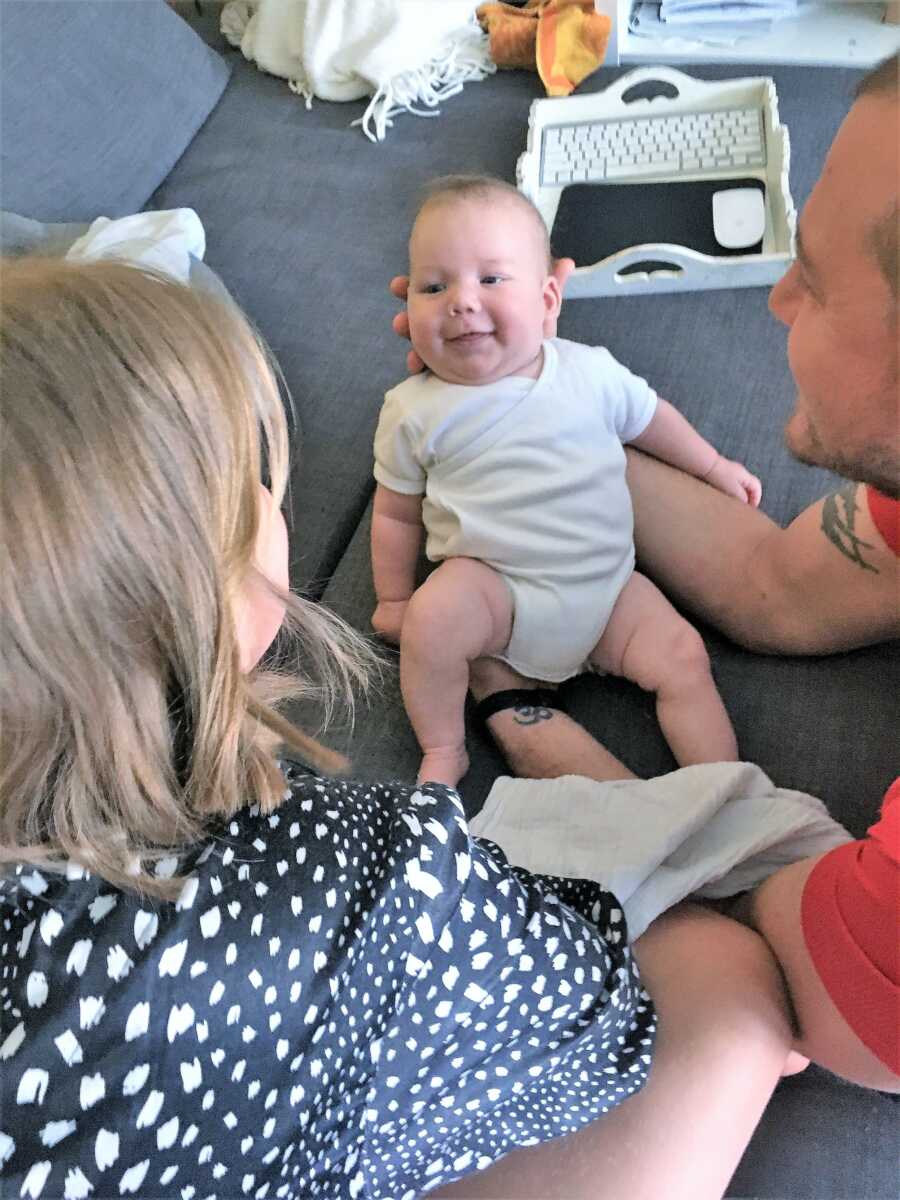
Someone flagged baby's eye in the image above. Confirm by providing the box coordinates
[421,282,445,295]
[481,275,504,286]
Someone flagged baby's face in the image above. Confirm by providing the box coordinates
[408,196,560,386]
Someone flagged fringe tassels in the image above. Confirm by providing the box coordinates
[221,2,495,142]
[352,22,496,143]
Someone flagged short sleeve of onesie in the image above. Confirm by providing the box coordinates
[587,346,658,444]
[374,385,426,495]
[0,765,654,1200]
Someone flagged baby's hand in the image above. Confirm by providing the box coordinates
[705,457,763,506]
[372,599,409,644]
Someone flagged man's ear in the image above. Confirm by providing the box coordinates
[541,271,564,338]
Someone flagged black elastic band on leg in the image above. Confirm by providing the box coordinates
[473,687,566,731]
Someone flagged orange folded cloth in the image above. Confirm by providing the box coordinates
[477,0,611,97]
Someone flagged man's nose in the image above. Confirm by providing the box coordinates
[769,262,800,327]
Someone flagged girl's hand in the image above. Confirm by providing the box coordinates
[372,599,409,644]
[705,457,763,506]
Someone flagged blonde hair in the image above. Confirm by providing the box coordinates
[1,258,376,898]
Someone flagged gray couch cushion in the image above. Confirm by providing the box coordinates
[0,1,230,223]
[0,211,90,256]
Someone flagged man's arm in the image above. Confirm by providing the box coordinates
[627,450,900,655]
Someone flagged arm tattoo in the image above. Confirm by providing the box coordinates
[512,703,555,726]
[820,483,879,574]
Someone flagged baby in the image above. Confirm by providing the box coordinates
[372,175,762,787]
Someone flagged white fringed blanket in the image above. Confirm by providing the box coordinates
[220,0,495,141]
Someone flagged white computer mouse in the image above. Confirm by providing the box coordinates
[712,187,766,250]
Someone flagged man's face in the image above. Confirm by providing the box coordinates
[769,95,899,496]
[407,196,561,386]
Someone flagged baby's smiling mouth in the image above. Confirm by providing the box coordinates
[448,330,492,345]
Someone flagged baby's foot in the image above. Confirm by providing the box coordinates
[417,746,470,789]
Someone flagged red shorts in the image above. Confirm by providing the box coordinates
[802,778,900,1073]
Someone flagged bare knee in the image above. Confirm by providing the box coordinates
[657,621,711,687]
[622,617,711,694]
[403,561,510,657]
[402,584,466,650]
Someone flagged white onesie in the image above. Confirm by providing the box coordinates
[373,338,658,682]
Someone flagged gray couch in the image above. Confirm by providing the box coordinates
[3,2,897,1196]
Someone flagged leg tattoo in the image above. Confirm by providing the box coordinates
[512,703,556,726]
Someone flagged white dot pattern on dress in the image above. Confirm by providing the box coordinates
[0,763,655,1198]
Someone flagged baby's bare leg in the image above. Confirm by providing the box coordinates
[402,558,513,787]
[589,571,738,764]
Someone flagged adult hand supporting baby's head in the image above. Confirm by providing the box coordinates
[389,257,576,375]
[390,276,425,374]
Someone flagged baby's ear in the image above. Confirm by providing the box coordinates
[541,272,563,338]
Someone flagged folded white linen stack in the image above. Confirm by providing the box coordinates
[220,0,495,142]
[470,761,851,941]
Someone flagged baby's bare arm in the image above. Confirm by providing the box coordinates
[629,399,761,506]
[371,484,423,642]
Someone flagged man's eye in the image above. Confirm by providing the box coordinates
[481,275,504,285]
[796,269,822,303]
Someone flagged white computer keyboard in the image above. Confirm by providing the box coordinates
[540,105,766,187]
[516,67,797,298]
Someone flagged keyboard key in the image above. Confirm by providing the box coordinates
[606,159,679,178]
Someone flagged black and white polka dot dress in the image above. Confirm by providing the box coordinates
[1,765,655,1200]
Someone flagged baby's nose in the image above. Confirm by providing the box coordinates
[447,282,480,314]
